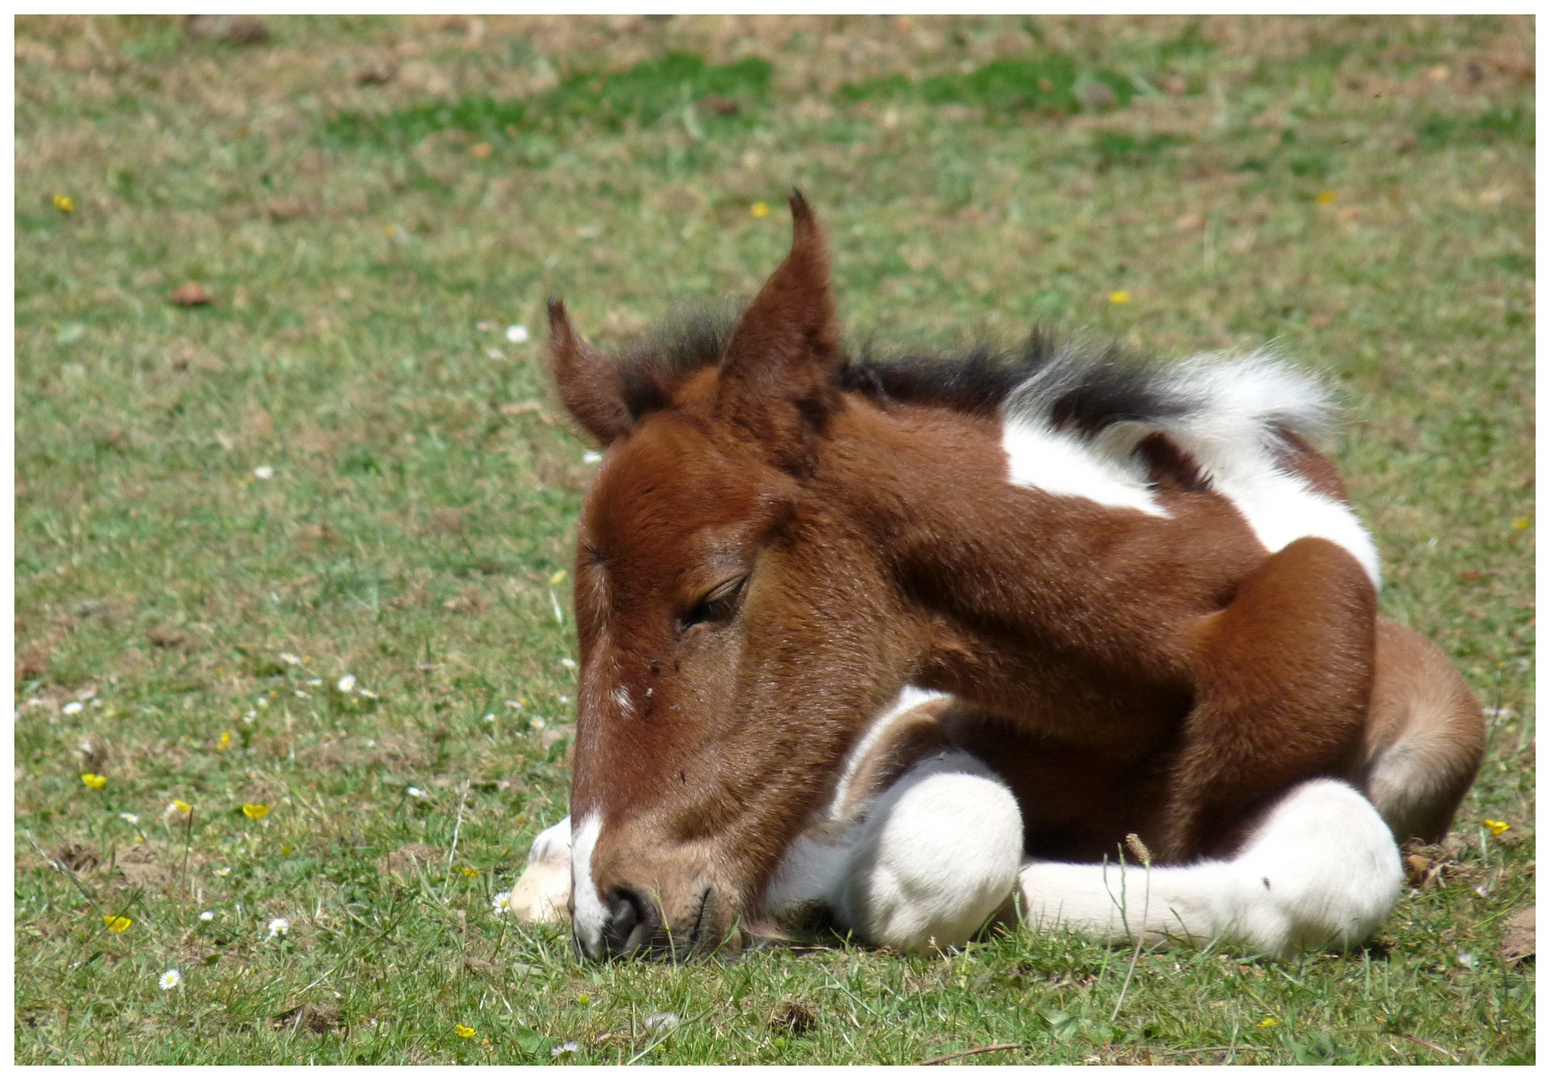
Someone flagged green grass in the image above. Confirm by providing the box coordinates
[325,52,772,149]
[14,14,1534,1064]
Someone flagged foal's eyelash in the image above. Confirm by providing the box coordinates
[682,577,746,629]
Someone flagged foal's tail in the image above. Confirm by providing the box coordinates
[1359,619,1487,845]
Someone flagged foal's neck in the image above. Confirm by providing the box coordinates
[819,396,1222,713]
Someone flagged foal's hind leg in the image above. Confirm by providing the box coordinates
[1160,536,1376,862]
[1018,778,1402,958]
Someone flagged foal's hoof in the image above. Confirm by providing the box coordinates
[506,857,572,924]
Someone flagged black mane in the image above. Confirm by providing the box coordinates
[607,303,1193,436]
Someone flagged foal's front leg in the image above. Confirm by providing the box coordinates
[766,752,1024,952]
[506,816,573,923]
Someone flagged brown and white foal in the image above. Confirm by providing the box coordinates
[506,194,1484,960]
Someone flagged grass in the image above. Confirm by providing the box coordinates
[13,14,1534,1064]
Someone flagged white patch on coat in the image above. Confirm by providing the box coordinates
[1003,417,1168,517]
[827,685,949,818]
[999,350,1381,585]
[569,814,608,956]
[610,686,633,716]
[1156,354,1380,586]
[1016,778,1402,958]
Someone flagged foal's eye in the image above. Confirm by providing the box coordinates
[682,577,747,629]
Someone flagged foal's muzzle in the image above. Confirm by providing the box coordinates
[578,884,720,962]
[601,885,660,957]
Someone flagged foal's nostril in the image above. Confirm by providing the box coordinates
[601,885,658,957]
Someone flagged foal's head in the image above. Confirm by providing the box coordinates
[550,194,907,959]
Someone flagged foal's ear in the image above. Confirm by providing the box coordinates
[716,191,841,465]
[547,299,632,447]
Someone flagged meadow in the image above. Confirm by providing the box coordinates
[13,14,1534,1064]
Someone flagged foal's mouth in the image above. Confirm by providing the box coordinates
[577,884,722,963]
[652,884,716,962]
[685,884,714,955]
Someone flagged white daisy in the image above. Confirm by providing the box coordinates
[159,968,181,990]
[337,675,356,693]
[267,917,289,939]
[199,910,215,922]
[506,324,530,344]
[119,812,140,825]
[492,891,512,915]
[63,701,84,715]
[253,465,275,480]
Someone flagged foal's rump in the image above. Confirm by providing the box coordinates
[1361,619,1486,845]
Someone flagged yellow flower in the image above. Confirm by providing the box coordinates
[457,865,479,877]
[104,914,132,933]
[1484,819,1509,835]
[1258,1017,1279,1028]
[750,202,771,218]
[81,773,107,789]
[243,803,271,820]
[219,731,232,750]
[1109,291,1130,305]
[549,569,567,586]
[53,193,75,212]
[1512,517,1530,530]
[1316,190,1339,205]
[456,1023,476,1039]
[171,799,193,814]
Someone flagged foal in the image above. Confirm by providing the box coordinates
[508,194,1483,959]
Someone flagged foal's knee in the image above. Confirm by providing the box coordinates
[836,754,1022,952]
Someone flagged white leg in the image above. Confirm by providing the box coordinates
[1017,779,1403,958]
[505,815,572,924]
[767,753,1023,953]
